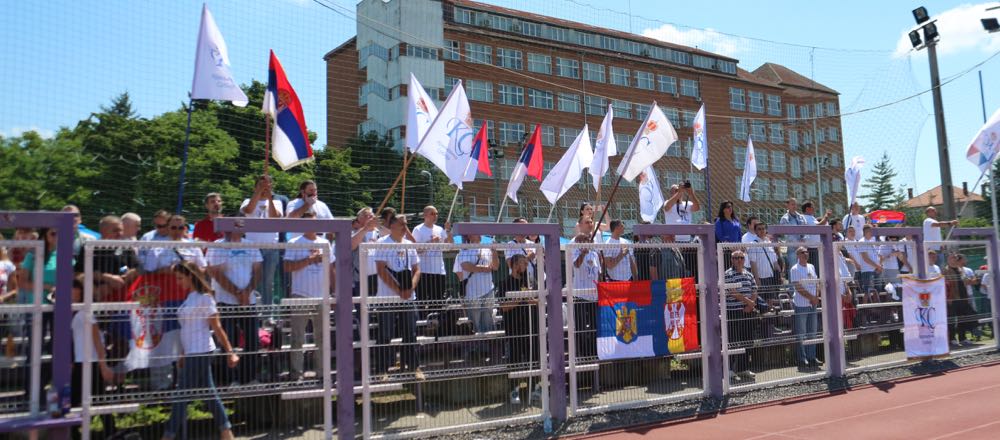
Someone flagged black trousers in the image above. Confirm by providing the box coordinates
[574,300,597,360]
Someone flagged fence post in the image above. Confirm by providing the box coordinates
[819,230,845,377]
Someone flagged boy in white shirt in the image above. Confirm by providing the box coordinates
[790,247,821,370]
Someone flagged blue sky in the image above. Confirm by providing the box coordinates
[2,0,997,196]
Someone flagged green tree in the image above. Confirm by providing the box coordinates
[861,152,905,211]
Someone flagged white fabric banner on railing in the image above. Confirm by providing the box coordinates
[902,276,949,360]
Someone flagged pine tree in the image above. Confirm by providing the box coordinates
[861,152,905,210]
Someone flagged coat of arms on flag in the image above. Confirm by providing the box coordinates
[596,278,699,360]
[902,276,949,360]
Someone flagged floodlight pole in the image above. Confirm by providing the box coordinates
[925,40,957,221]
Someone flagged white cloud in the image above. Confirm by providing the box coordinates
[0,126,55,139]
[894,3,1000,58]
[641,24,747,58]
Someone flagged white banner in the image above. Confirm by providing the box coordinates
[190,4,248,106]
[845,156,865,207]
[902,276,950,360]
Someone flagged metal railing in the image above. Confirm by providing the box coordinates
[0,240,45,420]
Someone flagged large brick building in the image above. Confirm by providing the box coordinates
[324,0,847,229]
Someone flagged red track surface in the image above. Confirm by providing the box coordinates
[577,362,1000,440]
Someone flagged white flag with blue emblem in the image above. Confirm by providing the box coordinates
[639,166,664,223]
[406,73,439,153]
[739,136,757,202]
[190,4,248,106]
[415,81,474,188]
[589,105,617,191]
[617,103,677,182]
[690,104,708,170]
[966,107,1000,173]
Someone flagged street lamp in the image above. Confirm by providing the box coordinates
[420,169,434,205]
[908,6,957,221]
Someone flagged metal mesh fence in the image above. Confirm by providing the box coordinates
[0,240,45,420]
[926,240,996,357]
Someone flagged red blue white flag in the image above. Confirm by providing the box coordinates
[596,278,699,360]
[263,50,312,170]
[461,123,492,181]
[505,125,544,203]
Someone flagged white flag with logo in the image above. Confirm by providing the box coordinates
[966,107,1000,173]
[617,103,678,181]
[690,104,708,170]
[845,156,865,207]
[639,166,665,223]
[415,81,475,188]
[541,125,593,205]
[902,276,949,359]
[589,105,617,191]
[739,136,757,202]
[190,4,248,106]
[405,73,440,153]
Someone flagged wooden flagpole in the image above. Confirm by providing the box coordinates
[545,204,557,223]
[263,114,271,176]
[495,198,509,223]
[401,150,408,215]
[445,188,461,225]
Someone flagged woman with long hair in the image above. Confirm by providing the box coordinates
[714,201,742,244]
[162,261,238,440]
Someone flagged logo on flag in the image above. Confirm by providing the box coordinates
[902,276,949,359]
[190,4,248,106]
[966,107,1000,173]
[638,166,664,223]
[596,278,698,360]
[263,50,312,170]
[618,103,678,181]
[690,104,707,170]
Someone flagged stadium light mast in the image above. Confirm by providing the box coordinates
[909,6,957,221]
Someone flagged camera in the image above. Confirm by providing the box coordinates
[682,180,692,189]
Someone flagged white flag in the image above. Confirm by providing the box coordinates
[190,4,248,107]
[739,136,757,202]
[405,73,439,153]
[589,105,617,191]
[690,104,708,170]
[966,107,1000,173]
[541,125,593,205]
[414,81,475,188]
[902,277,949,359]
[617,103,678,181]
[639,166,665,223]
[845,156,865,207]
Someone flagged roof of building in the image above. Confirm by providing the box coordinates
[323,36,357,61]
[752,63,839,95]
[905,185,984,208]
[736,68,782,89]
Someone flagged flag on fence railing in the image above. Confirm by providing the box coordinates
[845,155,865,207]
[263,50,312,170]
[596,278,698,360]
[123,274,186,370]
[617,103,678,181]
[966,107,1000,173]
[902,276,949,360]
[589,106,616,191]
[505,125,544,203]
[406,73,439,153]
[639,166,664,223]
[690,104,708,170]
[739,136,757,202]
[541,124,593,205]
[191,4,248,106]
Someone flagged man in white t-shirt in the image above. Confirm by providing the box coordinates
[603,220,636,281]
[741,216,760,244]
[746,222,782,301]
[841,202,866,244]
[454,234,499,337]
[373,214,423,379]
[790,247,821,370]
[661,183,700,242]
[506,217,538,283]
[927,250,942,278]
[411,206,455,336]
[779,198,807,268]
[286,179,334,241]
[241,175,285,307]
[206,230,264,384]
[922,206,958,267]
[283,213,335,380]
[571,233,602,360]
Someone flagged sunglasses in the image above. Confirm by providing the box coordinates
[169,226,186,231]
[155,223,168,229]
[732,256,745,260]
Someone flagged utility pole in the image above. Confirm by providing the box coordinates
[926,40,957,221]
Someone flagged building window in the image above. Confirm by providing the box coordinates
[610,66,630,87]
[527,53,551,74]
[773,179,788,200]
[467,80,493,102]
[681,109,696,128]
[750,120,766,142]
[730,88,745,111]
[734,146,747,169]
[585,96,607,116]
[665,107,681,128]
[767,94,782,116]
[465,43,492,64]
[814,103,824,118]
[757,148,769,171]
[826,102,838,116]
[829,127,840,141]
[680,79,699,98]
[786,104,796,121]
[444,76,459,97]
[498,84,524,106]
[560,127,581,147]
[802,130,813,145]
[614,133,633,148]
[635,71,654,90]
[731,117,747,140]
[790,156,801,178]
[558,93,581,113]
[556,57,579,78]
[806,183,817,198]
[687,171,705,190]
[758,178,771,200]
[498,121,526,145]
[406,45,439,60]
[769,123,784,144]
[748,91,764,113]
[799,105,810,119]
[528,88,553,109]
[495,48,522,69]
[583,62,606,82]
[831,178,843,192]
[789,130,799,149]
[771,151,786,173]
[541,125,556,147]
[473,119,495,140]
[793,183,805,200]
[635,104,651,121]
[612,100,632,119]
[692,55,714,70]
[658,75,677,94]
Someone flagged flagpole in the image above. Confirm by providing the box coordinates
[704,164,714,223]
[263,114,271,176]
[590,115,648,241]
[175,97,195,214]
[401,150,408,215]
[496,198,509,223]
[546,204,557,223]
[445,187,461,225]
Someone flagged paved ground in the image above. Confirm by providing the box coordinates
[576,361,1000,440]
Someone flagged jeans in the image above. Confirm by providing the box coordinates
[164,353,231,438]
[290,297,324,376]
[793,306,818,364]
[219,305,260,383]
[374,303,418,373]
[857,271,876,298]
[465,294,496,334]
[258,249,282,307]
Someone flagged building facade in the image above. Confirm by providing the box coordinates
[324,0,847,229]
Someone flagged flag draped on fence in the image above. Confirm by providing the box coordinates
[845,156,865,207]
[190,4,248,106]
[966,107,1000,173]
[263,50,312,170]
[541,125,593,205]
[690,104,707,170]
[123,274,187,370]
[406,73,440,153]
[639,166,664,223]
[902,276,949,359]
[589,106,616,191]
[739,136,757,202]
[415,81,475,188]
[596,278,698,360]
[617,103,678,181]
[505,125,544,203]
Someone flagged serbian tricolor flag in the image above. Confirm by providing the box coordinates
[263,50,312,170]
[461,123,492,181]
[869,209,906,225]
[504,125,544,203]
[122,273,188,370]
[596,278,699,360]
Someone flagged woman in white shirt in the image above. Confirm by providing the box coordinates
[163,261,238,440]
[571,233,602,360]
